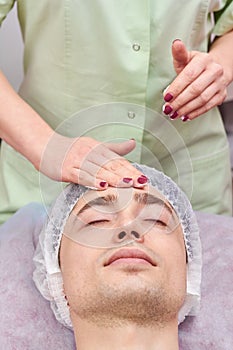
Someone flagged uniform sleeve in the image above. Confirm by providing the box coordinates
[212,0,233,36]
[0,0,16,26]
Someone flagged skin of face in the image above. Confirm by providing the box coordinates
[60,185,187,327]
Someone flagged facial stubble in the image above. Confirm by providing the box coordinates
[68,270,186,328]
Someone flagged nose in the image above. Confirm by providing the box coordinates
[115,229,144,243]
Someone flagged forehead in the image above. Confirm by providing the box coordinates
[71,185,174,215]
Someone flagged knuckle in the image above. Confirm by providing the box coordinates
[107,162,119,172]
[217,92,226,106]
[189,83,202,96]
[196,53,209,66]
[75,169,85,181]
[104,174,120,186]
[214,63,223,77]
[104,158,122,170]
[116,158,127,166]
[199,91,210,104]
[203,52,211,63]
[70,168,81,183]
[185,68,196,82]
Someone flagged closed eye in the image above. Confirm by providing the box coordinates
[144,219,167,227]
[88,219,110,226]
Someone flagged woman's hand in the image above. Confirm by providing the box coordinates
[39,134,148,190]
[162,39,229,121]
[0,71,147,190]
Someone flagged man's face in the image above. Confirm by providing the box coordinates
[60,186,187,327]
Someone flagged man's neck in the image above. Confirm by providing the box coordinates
[72,316,179,350]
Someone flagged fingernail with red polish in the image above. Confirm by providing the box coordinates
[170,111,179,120]
[164,93,173,102]
[181,115,190,122]
[123,177,133,183]
[137,175,148,184]
[163,105,173,115]
[172,38,182,44]
[99,181,108,188]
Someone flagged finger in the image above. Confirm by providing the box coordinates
[184,89,227,120]
[84,143,137,177]
[174,79,225,118]
[85,142,139,177]
[93,146,147,187]
[100,159,148,188]
[73,147,148,188]
[96,157,148,188]
[63,138,148,188]
[77,158,135,188]
[163,69,218,116]
[72,161,148,189]
[69,167,108,190]
[105,139,136,156]
[70,160,136,190]
[172,39,190,74]
[165,53,208,101]
[66,138,135,169]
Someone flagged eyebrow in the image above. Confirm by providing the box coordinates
[76,192,173,216]
[134,193,173,214]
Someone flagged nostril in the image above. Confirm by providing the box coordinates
[131,231,140,239]
[118,231,127,240]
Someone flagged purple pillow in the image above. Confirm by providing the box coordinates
[0,204,232,349]
[179,211,233,349]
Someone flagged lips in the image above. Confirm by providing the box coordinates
[104,248,157,266]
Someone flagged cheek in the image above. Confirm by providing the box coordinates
[164,243,187,292]
[59,237,98,296]
[146,235,186,284]
[164,240,186,271]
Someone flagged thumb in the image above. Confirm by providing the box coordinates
[105,139,136,156]
[172,39,190,74]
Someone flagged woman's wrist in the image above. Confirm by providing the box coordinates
[209,30,233,86]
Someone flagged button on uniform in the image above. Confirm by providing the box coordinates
[132,43,141,51]
[128,111,136,119]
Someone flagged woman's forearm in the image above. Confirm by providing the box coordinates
[0,71,144,189]
[209,30,233,86]
[0,70,54,170]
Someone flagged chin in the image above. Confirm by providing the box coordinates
[103,268,162,290]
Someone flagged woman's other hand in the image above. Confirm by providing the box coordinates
[162,38,230,121]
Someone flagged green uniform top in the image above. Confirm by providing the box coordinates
[0,0,233,223]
